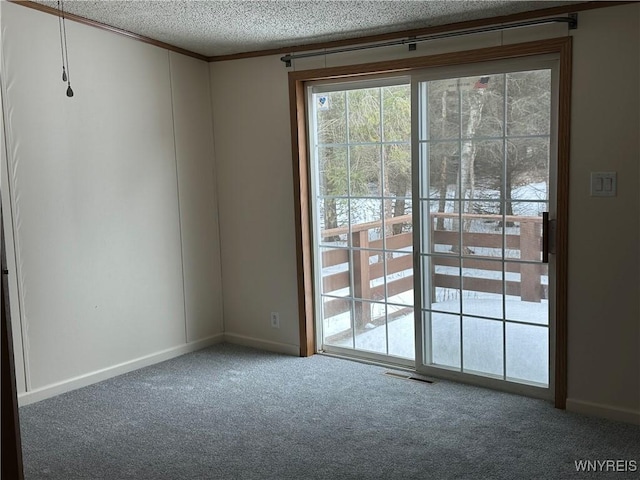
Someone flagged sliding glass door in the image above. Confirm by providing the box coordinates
[413,59,557,395]
[308,56,558,396]
[308,78,415,366]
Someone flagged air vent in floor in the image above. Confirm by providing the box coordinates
[383,371,435,384]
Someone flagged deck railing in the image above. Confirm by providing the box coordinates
[320,212,546,327]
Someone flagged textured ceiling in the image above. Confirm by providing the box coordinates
[36,1,582,57]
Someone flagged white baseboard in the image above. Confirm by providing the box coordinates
[224,333,300,356]
[566,398,640,425]
[18,334,224,406]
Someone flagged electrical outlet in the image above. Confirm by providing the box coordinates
[270,312,280,328]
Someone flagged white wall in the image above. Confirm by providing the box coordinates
[566,5,639,422]
[209,54,301,355]
[0,2,223,403]
[210,4,639,422]
[169,53,224,343]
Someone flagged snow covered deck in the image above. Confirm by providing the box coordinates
[325,293,549,386]
[320,190,551,388]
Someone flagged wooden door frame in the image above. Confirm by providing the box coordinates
[289,36,571,409]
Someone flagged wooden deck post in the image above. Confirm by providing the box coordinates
[352,229,371,328]
[520,219,541,302]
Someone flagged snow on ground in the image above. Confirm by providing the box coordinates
[325,294,549,386]
[320,181,551,386]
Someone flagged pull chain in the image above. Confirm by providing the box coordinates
[57,1,66,81]
[58,0,74,97]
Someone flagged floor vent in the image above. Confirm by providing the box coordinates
[408,376,434,384]
[383,371,435,384]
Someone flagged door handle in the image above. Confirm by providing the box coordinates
[542,212,556,264]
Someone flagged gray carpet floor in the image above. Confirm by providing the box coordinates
[19,343,640,479]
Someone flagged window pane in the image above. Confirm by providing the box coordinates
[350,198,382,243]
[322,296,353,349]
[354,301,386,354]
[423,200,460,255]
[348,88,381,143]
[316,91,346,144]
[504,262,548,324]
[506,322,548,386]
[349,145,381,197]
[504,206,544,261]
[384,143,411,198]
[319,247,351,298]
[317,146,348,196]
[383,85,411,142]
[460,201,503,259]
[462,316,504,378]
[429,311,461,369]
[384,198,412,251]
[457,140,503,202]
[462,258,503,319]
[385,251,413,306]
[507,69,551,136]
[426,141,459,199]
[425,255,460,313]
[506,137,549,202]
[388,306,414,360]
[427,78,460,140]
[472,140,503,200]
[460,74,504,139]
[352,249,385,302]
[318,198,349,247]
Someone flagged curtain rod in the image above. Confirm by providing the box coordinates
[281,14,577,66]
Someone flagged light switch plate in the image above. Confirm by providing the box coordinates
[590,172,617,197]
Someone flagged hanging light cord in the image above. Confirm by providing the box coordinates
[58,0,74,97]
[57,1,66,81]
